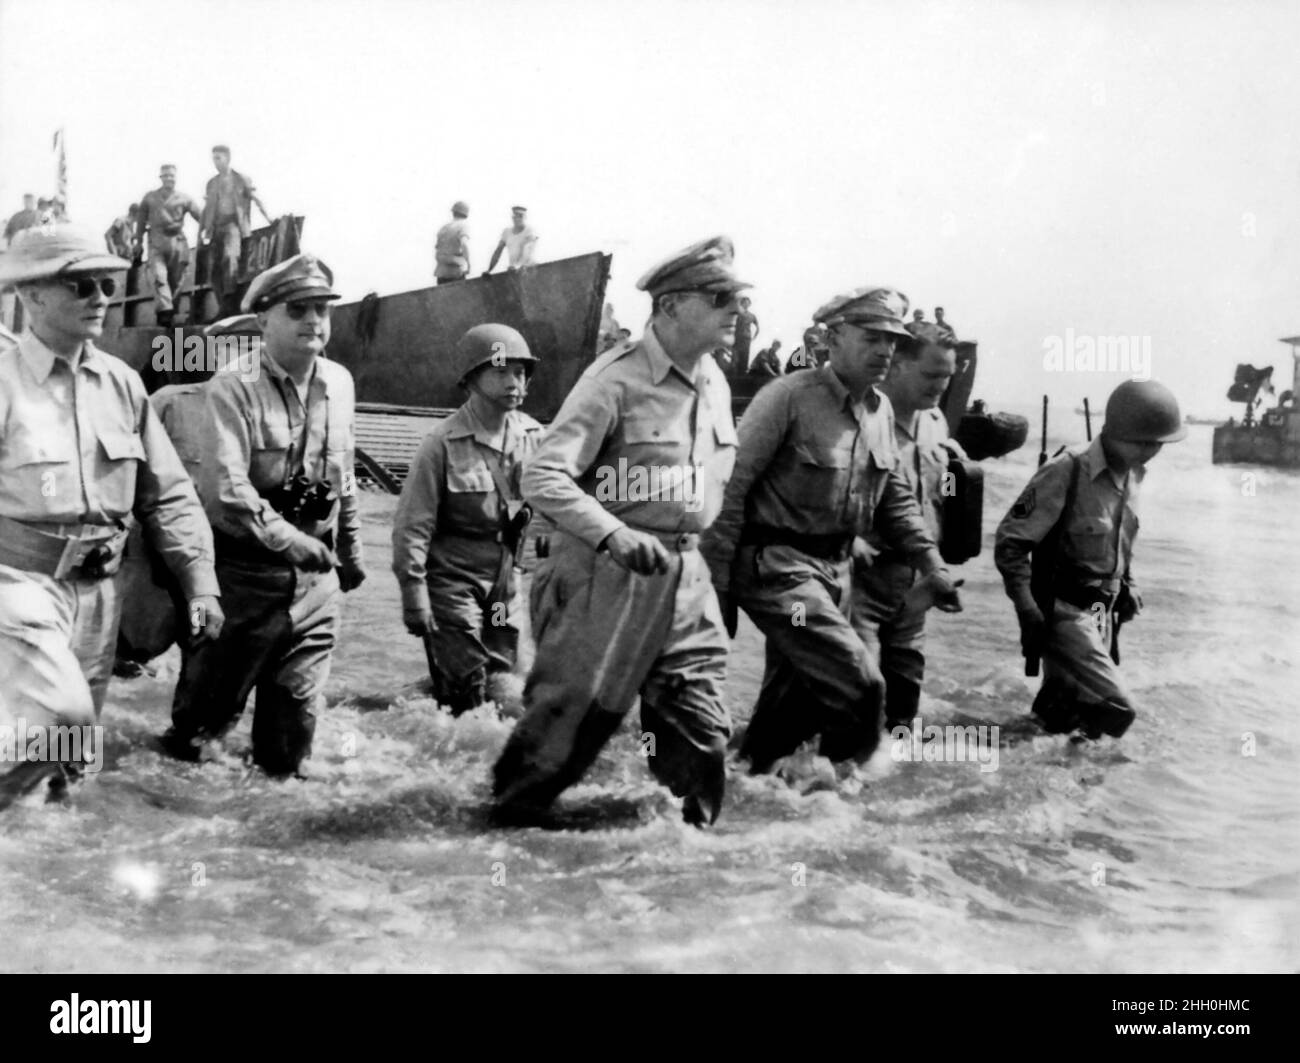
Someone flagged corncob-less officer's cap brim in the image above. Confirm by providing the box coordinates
[242,253,341,313]
[813,286,912,338]
[636,235,753,299]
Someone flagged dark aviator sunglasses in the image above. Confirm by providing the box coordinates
[59,276,116,300]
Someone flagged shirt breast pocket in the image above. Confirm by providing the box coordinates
[251,423,294,489]
[5,428,77,509]
[623,415,687,464]
[788,438,853,510]
[864,447,898,514]
[97,429,146,511]
[446,466,494,494]
[1072,516,1115,567]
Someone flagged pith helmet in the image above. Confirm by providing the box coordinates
[1104,380,1187,443]
[456,323,537,386]
[0,223,130,288]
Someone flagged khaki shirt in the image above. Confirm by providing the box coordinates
[151,382,209,479]
[392,404,544,611]
[198,350,362,566]
[0,332,218,598]
[201,169,258,238]
[703,366,942,587]
[137,187,202,249]
[434,219,470,278]
[521,326,738,548]
[868,405,956,560]
[994,436,1142,608]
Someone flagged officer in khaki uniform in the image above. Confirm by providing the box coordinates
[392,323,544,714]
[0,225,223,803]
[851,321,966,730]
[117,315,261,667]
[163,254,366,777]
[492,236,746,827]
[995,379,1185,739]
[703,287,958,775]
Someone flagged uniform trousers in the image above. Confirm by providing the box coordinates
[850,557,928,730]
[733,543,886,772]
[492,530,730,818]
[424,534,520,712]
[170,558,338,774]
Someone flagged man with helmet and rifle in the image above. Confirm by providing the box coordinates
[995,379,1186,739]
[391,324,544,715]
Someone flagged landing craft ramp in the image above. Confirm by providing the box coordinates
[325,253,612,490]
[327,253,612,421]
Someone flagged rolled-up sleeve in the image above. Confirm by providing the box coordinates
[199,374,298,552]
[521,376,622,548]
[131,376,219,599]
[391,433,445,612]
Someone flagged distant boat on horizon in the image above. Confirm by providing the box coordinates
[1074,406,1222,425]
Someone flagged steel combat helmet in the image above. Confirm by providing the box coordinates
[1103,380,1187,443]
[456,323,538,386]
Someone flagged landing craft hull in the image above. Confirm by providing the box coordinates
[1212,422,1300,466]
[326,254,612,422]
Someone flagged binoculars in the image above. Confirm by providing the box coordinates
[267,475,337,525]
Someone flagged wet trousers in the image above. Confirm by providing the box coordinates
[425,535,520,713]
[1036,598,1136,738]
[850,558,928,730]
[170,558,339,774]
[0,563,119,799]
[733,543,886,772]
[0,562,120,729]
[492,530,730,819]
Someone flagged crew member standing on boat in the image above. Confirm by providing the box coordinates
[702,287,958,776]
[850,321,965,732]
[484,206,538,275]
[163,254,365,777]
[135,165,203,328]
[0,225,222,805]
[995,379,1185,739]
[492,235,746,827]
[435,201,472,284]
[200,145,271,319]
[392,324,544,715]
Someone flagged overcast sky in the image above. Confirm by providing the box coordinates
[2,0,1298,414]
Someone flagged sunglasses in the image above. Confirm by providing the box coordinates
[59,276,116,299]
[679,289,740,310]
[283,300,333,320]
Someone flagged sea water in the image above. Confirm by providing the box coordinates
[1,421,1295,972]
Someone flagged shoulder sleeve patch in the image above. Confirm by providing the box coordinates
[1010,486,1035,519]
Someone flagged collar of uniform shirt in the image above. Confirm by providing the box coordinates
[447,402,514,452]
[260,347,329,398]
[18,331,108,383]
[1081,434,1145,487]
[817,363,882,416]
[643,323,709,389]
[893,407,928,441]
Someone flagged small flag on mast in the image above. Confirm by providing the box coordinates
[53,128,68,213]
